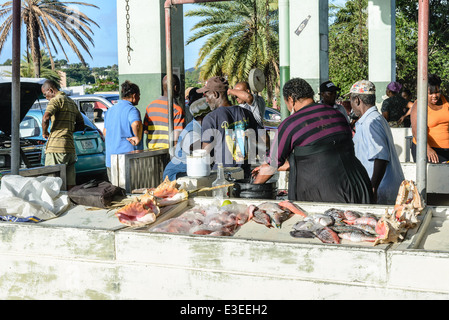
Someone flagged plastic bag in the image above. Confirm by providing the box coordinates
[0,175,69,222]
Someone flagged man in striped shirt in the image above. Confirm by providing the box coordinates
[144,75,185,149]
[252,78,373,204]
[41,80,84,190]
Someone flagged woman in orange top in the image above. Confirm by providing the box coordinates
[411,74,449,163]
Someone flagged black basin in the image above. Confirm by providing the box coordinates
[232,179,277,199]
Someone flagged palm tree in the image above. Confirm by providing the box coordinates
[185,0,279,101]
[0,0,99,78]
[20,49,60,83]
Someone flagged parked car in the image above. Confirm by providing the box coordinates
[21,109,107,179]
[263,107,282,129]
[32,93,119,132]
[0,77,46,173]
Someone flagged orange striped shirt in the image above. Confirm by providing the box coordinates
[144,96,185,149]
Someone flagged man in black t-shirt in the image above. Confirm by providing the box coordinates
[197,76,263,177]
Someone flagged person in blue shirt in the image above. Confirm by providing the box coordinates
[350,80,405,204]
[163,97,211,181]
[104,80,143,180]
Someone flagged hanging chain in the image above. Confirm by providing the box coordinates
[126,0,132,65]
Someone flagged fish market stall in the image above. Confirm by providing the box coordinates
[2,175,449,300]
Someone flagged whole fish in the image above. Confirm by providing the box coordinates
[258,202,292,228]
[352,223,378,236]
[324,208,345,222]
[343,210,362,221]
[278,200,308,218]
[315,227,340,244]
[272,211,293,229]
[290,230,315,239]
[292,220,319,232]
[330,224,361,234]
[307,214,334,227]
[257,202,285,214]
[344,217,378,228]
[247,205,274,228]
[338,231,377,243]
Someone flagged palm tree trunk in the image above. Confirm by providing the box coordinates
[30,16,41,78]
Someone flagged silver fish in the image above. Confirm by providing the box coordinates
[352,223,378,235]
[324,208,345,221]
[306,214,334,227]
[292,220,318,232]
[338,231,377,243]
[258,202,293,228]
[290,230,315,239]
[247,205,274,228]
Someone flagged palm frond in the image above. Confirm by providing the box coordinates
[0,0,99,77]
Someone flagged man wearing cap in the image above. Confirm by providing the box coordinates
[381,81,413,128]
[162,97,211,181]
[319,80,350,123]
[350,80,404,204]
[198,76,262,178]
[228,81,266,127]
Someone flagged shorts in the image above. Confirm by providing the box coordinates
[45,152,77,186]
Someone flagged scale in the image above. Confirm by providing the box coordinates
[248,68,265,93]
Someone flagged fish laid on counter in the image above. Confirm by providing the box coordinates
[290,230,315,238]
[338,231,377,243]
[278,200,308,218]
[324,208,345,222]
[247,205,274,228]
[306,214,334,227]
[150,203,249,236]
[290,220,340,244]
[315,227,340,244]
[257,202,293,229]
[343,210,362,221]
[290,208,380,244]
[343,216,378,228]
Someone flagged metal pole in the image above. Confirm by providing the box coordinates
[416,0,429,201]
[279,0,290,120]
[164,3,175,157]
[11,0,21,175]
[164,0,231,157]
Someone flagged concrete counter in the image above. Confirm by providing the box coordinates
[0,197,448,299]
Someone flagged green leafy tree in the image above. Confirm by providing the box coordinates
[64,62,94,86]
[20,49,60,82]
[185,0,279,100]
[185,67,202,88]
[328,0,368,94]
[85,78,119,94]
[396,0,449,95]
[0,0,99,78]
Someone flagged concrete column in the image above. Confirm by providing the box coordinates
[116,0,185,119]
[368,0,396,103]
[289,0,329,93]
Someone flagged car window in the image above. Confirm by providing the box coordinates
[94,101,108,110]
[79,101,95,122]
[105,96,119,105]
[264,109,281,121]
[20,116,41,138]
[31,101,48,110]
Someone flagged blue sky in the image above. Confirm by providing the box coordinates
[0,0,347,69]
